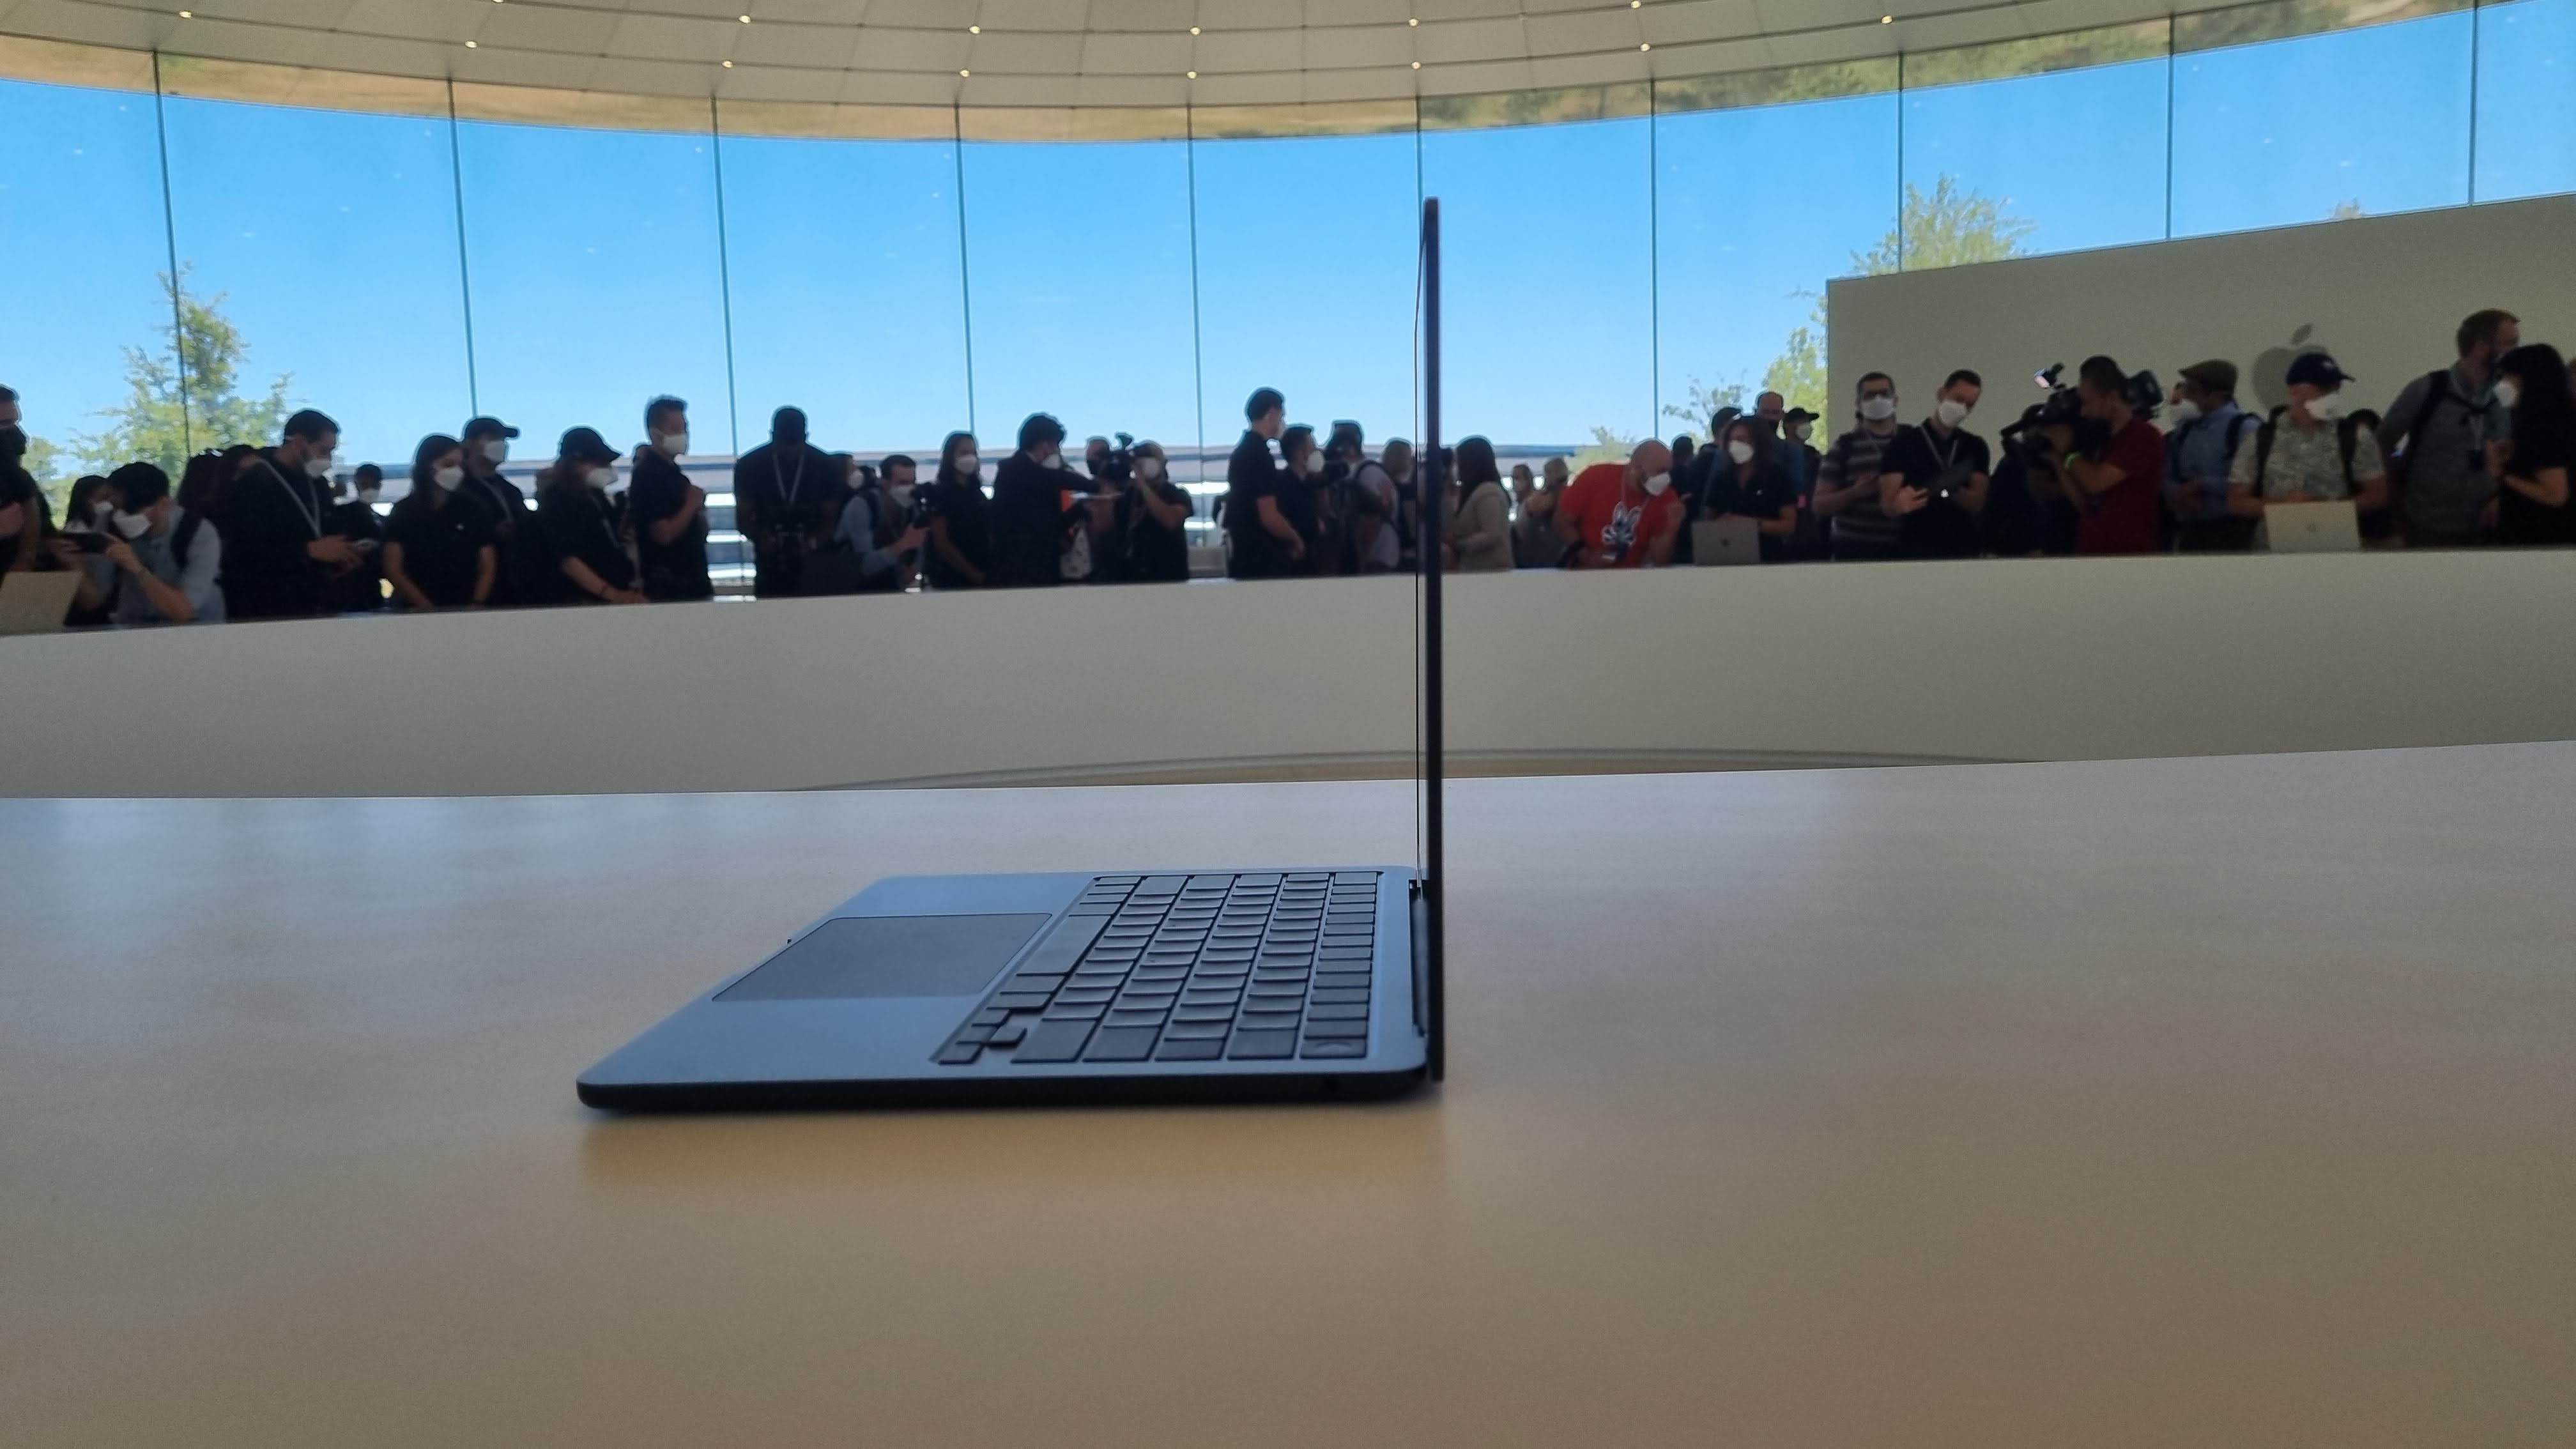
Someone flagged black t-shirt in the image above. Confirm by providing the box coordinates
[0,461,41,572]
[1118,481,1195,583]
[387,494,496,608]
[2496,419,2576,547]
[222,455,333,618]
[455,468,534,606]
[989,452,1075,588]
[321,498,386,611]
[1224,431,1289,579]
[1700,462,1800,562]
[924,476,992,590]
[627,450,712,601]
[733,442,838,544]
[535,483,635,601]
[1880,421,1991,559]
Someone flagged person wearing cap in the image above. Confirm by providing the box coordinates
[733,406,840,599]
[626,395,710,602]
[2227,352,2388,529]
[226,408,360,619]
[2164,359,2261,552]
[536,427,644,606]
[458,415,534,606]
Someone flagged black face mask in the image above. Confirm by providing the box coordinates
[0,426,24,461]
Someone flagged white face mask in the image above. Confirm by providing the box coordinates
[1640,471,1671,496]
[356,486,382,505]
[2306,390,2347,422]
[1725,440,1755,466]
[302,454,334,479]
[89,500,116,526]
[1301,454,1324,477]
[585,466,618,491]
[1788,421,1812,443]
[954,452,980,475]
[2494,379,2521,410]
[432,465,465,491]
[1935,398,1972,429]
[2168,398,2204,425]
[481,439,510,464]
[886,484,914,507]
[1039,451,1064,471]
[1859,395,1898,423]
[1137,457,1164,481]
[112,509,153,539]
[656,431,689,458]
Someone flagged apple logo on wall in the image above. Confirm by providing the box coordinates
[2250,324,2331,415]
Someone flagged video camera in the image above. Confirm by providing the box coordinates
[2004,361,2163,463]
[1094,431,1137,485]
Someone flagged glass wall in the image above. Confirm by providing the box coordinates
[3,0,2568,509]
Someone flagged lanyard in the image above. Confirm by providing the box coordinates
[1922,424,1966,479]
[776,449,806,508]
[262,460,322,536]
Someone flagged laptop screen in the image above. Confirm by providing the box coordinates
[1414,197,1446,1079]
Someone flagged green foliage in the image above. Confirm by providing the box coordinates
[1574,425,1639,471]
[1762,318,1829,420]
[1660,374,1752,437]
[72,266,293,481]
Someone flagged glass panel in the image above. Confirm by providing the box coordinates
[1900,56,2169,263]
[0,78,183,493]
[454,119,731,458]
[2475,0,2576,202]
[956,139,1197,452]
[2172,11,2474,237]
[1423,116,1654,451]
[1654,91,1897,427]
[1192,130,1419,461]
[715,132,968,456]
[161,95,471,473]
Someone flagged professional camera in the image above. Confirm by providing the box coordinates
[1094,431,1137,485]
[2007,362,2163,463]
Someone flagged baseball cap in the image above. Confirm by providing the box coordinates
[1783,405,1820,423]
[558,426,620,467]
[2177,358,2238,394]
[463,416,520,441]
[2284,351,2354,390]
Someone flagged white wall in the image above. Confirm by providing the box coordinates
[1828,195,2576,426]
[5,552,2575,797]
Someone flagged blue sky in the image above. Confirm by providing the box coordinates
[2,1,2568,472]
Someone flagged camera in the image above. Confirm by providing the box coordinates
[66,530,112,555]
[1093,432,1137,485]
[2006,361,2163,464]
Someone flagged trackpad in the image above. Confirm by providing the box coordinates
[715,914,1052,1002]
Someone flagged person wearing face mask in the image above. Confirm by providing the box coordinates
[456,416,534,607]
[827,453,931,594]
[1698,417,1800,562]
[0,385,44,575]
[220,409,358,619]
[2225,352,2388,535]
[1443,436,1513,573]
[1225,387,1304,579]
[2486,343,2574,548]
[923,432,993,591]
[1879,369,1992,562]
[733,406,836,598]
[1557,439,1683,569]
[1114,441,1195,583]
[1329,421,1399,576]
[382,435,497,611]
[65,461,224,626]
[535,427,644,606]
[624,395,711,602]
[1814,374,1905,562]
[2161,360,2259,552]
[1270,425,1330,576]
[2035,355,2167,556]
[2380,309,2520,549]
[1513,456,1569,569]
[986,411,1085,589]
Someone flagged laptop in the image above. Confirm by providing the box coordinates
[2264,500,2361,553]
[0,570,82,635]
[1690,517,1760,565]
[577,202,1455,1112]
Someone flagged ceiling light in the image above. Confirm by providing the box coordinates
[1408,17,1420,26]
[958,68,970,77]
[1881,14,1894,22]
[464,39,477,47]
[721,59,733,66]
[1639,42,1650,50]
[1630,1,1640,7]
[1186,69,1197,78]
[1189,26,1200,34]
[1410,59,1421,68]
[738,13,751,20]
[968,24,980,33]
[176,8,190,15]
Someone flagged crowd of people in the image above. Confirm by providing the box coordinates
[1,307,2566,628]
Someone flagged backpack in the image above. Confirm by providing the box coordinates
[2251,408,2369,493]
[2386,369,2451,484]
[2168,409,2261,484]
[171,509,207,571]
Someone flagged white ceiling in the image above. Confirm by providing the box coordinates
[0,0,2267,111]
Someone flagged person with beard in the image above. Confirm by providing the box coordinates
[228,410,362,618]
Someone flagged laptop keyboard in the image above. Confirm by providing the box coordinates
[936,871,1383,1066]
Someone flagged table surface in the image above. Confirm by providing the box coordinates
[4,747,2572,1448]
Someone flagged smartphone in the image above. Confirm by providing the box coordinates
[67,532,110,554]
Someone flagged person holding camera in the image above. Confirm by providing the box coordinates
[1814,373,1905,561]
[829,452,931,593]
[2225,352,2387,532]
[60,461,224,626]
[1114,441,1195,583]
[1880,369,1991,561]
[2036,356,2166,556]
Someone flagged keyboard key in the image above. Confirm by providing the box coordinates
[1083,1027,1158,1062]
[987,1020,1026,1046]
[1096,875,1144,884]
[1227,1030,1295,1059]
[952,1024,995,1043]
[1014,1019,1095,1062]
[1238,1009,1303,1031]
[1315,972,1372,988]
[1301,1019,1367,1038]
[970,1007,1010,1027]
[1006,974,1067,994]
[1043,1002,1107,1021]
[1310,988,1370,1005]
[1248,985,1306,1000]
[1137,875,1188,894]
[1107,1008,1170,1029]
[1156,1038,1225,1061]
[1055,988,1117,1006]
[1306,1003,1368,1020]
[990,992,1052,1009]
[936,1041,982,1064]
[1161,1020,1230,1039]
[1014,910,1113,978]
[1066,903,1119,916]
[1300,1040,1366,1059]
[1172,1005,1234,1023]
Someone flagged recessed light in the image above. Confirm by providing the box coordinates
[721,59,733,66]
[1188,25,1200,34]
[1408,17,1419,26]
[1410,59,1421,68]
[1639,41,1650,50]
[1881,14,1894,22]
[1630,1,1640,8]
[968,24,979,32]
[176,8,190,15]
[738,13,751,20]
[958,68,970,77]
[464,39,477,47]
[1186,69,1197,78]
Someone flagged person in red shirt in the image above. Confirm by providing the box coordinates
[2043,354,2166,555]
[1552,440,1684,568]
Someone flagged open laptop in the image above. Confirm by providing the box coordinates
[577,202,1454,1111]
[0,570,82,635]
[1690,517,1760,566]
[2264,500,2362,553]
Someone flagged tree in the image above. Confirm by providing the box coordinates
[73,266,292,482]
[1757,176,2034,419]
[1661,374,1751,438]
